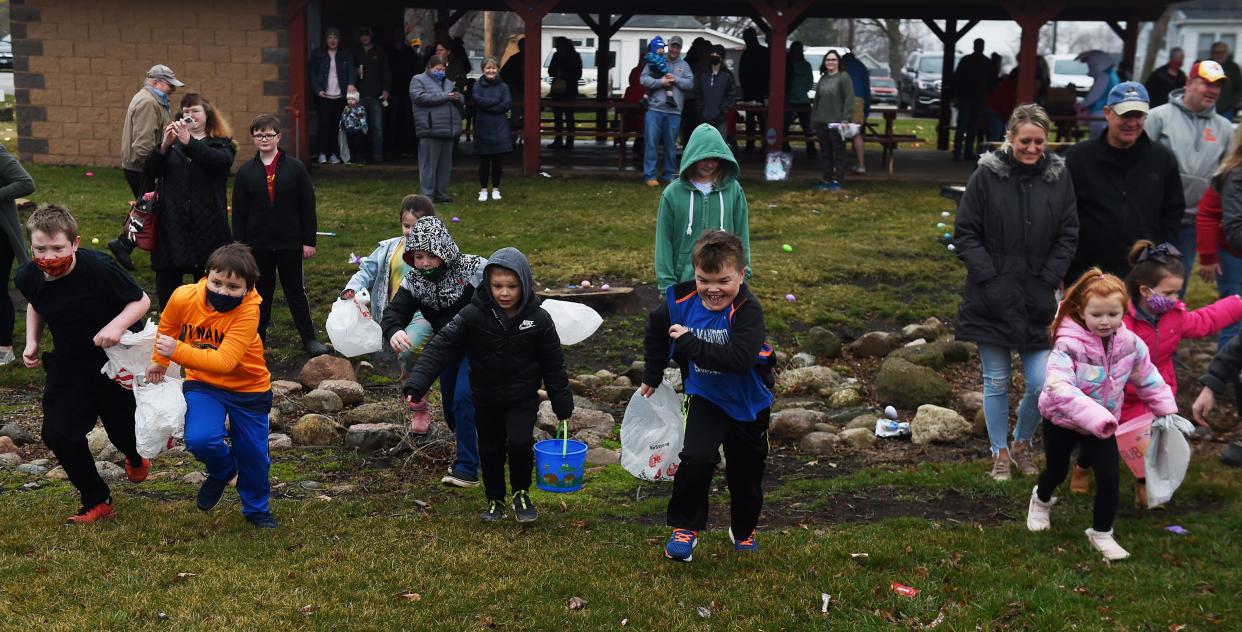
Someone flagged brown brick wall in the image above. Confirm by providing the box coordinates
[12,0,291,168]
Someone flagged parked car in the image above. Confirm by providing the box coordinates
[1046,53,1093,99]
[871,76,898,106]
[540,49,598,98]
[0,36,11,71]
[899,50,946,116]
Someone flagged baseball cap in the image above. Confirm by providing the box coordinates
[668,36,683,47]
[1105,81,1149,115]
[146,64,185,87]
[1189,60,1227,83]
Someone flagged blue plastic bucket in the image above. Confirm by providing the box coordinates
[534,438,588,493]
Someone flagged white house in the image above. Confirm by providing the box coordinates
[1136,0,1241,71]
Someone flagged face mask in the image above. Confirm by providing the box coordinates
[710,56,722,65]
[1168,59,1183,72]
[206,289,245,313]
[418,266,446,282]
[1145,292,1177,315]
[430,70,446,81]
[34,253,74,277]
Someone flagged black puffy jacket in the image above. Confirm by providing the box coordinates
[402,247,573,418]
[953,150,1079,350]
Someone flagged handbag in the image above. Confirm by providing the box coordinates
[123,176,160,252]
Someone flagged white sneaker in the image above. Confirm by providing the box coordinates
[478,189,489,202]
[328,155,342,164]
[318,153,327,164]
[491,189,502,200]
[1085,528,1130,561]
[1026,485,1056,532]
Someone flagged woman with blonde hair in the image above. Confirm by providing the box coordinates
[953,103,1079,481]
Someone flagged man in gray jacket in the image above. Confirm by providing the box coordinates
[1143,59,1235,295]
[641,35,694,186]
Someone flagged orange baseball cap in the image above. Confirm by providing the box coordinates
[1189,60,1227,83]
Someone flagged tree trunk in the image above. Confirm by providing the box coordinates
[1140,6,1177,80]
[886,19,905,80]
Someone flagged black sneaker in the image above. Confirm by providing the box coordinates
[512,490,537,523]
[480,499,506,522]
[1223,438,1242,467]
[107,236,136,271]
[441,468,480,488]
[303,340,329,357]
[245,511,278,529]
[196,470,234,511]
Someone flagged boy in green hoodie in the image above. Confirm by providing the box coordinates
[654,124,752,292]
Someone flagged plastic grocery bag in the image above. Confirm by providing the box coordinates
[1145,414,1195,508]
[541,299,603,345]
[101,319,159,390]
[326,289,383,357]
[620,381,685,481]
[133,376,187,458]
[765,151,792,181]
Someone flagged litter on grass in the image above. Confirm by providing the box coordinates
[891,582,919,598]
[821,593,831,613]
[316,231,336,237]
[1166,525,1188,535]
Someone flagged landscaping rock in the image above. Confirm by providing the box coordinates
[568,379,588,396]
[355,361,375,379]
[0,453,23,468]
[921,316,949,337]
[86,427,116,459]
[533,427,553,442]
[594,369,616,381]
[799,432,840,455]
[45,466,68,480]
[904,338,927,347]
[30,459,49,466]
[828,388,862,409]
[574,395,609,413]
[317,379,365,406]
[825,406,876,424]
[0,436,17,454]
[813,422,841,433]
[911,404,972,445]
[887,343,946,370]
[576,374,604,390]
[182,471,207,485]
[840,427,877,449]
[0,422,35,446]
[537,401,615,437]
[776,365,843,395]
[901,323,940,343]
[973,408,988,436]
[290,414,343,446]
[770,408,826,441]
[790,352,817,369]
[846,414,877,430]
[298,355,356,390]
[930,338,972,363]
[958,391,984,418]
[623,361,645,385]
[586,447,620,465]
[344,423,404,453]
[847,331,896,358]
[663,368,683,391]
[268,408,283,432]
[96,461,126,482]
[875,358,951,410]
[802,326,842,358]
[303,389,345,413]
[97,444,123,464]
[340,401,406,427]
[772,396,828,412]
[611,375,633,388]
[271,380,303,398]
[276,398,299,415]
[268,433,293,450]
[17,463,47,476]
[598,385,635,404]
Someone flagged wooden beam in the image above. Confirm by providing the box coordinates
[609,14,634,37]
[788,13,811,34]
[504,0,560,175]
[751,0,814,151]
[577,12,601,32]
[748,10,771,38]
[1106,20,1125,39]
[958,20,980,39]
[937,19,957,151]
[1004,0,1066,104]
[1121,19,1139,77]
[923,19,946,42]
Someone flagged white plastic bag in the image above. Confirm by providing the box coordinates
[1145,414,1195,508]
[620,381,684,481]
[101,319,159,390]
[829,122,861,140]
[326,289,383,357]
[765,151,792,181]
[541,299,603,345]
[133,376,187,458]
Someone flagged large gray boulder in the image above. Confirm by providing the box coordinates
[799,431,839,455]
[537,401,615,445]
[847,331,896,358]
[317,380,365,406]
[775,365,843,396]
[297,355,356,390]
[0,422,36,446]
[911,404,972,445]
[344,423,404,453]
[887,343,946,370]
[95,461,126,482]
[839,427,878,449]
[772,396,828,412]
[271,380,303,398]
[802,326,842,358]
[770,408,826,441]
[874,358,951,409]
[303,389,345,413]
[290,414,343,446]
[341,400,407,427]
[86,427,116,459]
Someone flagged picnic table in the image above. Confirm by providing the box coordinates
[1050,115,1106,142]
[537,98,643,168]
[732,103,924,175]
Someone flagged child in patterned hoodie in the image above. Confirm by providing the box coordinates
[1028,269,1179,561]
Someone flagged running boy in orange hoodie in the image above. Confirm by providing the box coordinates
[145,243,277,528]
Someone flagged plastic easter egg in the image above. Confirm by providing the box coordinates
[782,244,793,253]
[91,238,100,244]
[580,279,592,288]
[947,244,956,251]
[785,294,796,302]
[600,284,611,291]
[884,405,898,420]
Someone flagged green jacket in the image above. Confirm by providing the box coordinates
[811,71,855,125]
[654,124,751,291]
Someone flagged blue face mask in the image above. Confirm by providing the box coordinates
[430,70,446,81]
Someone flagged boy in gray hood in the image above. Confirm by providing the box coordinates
[402,247,573,524]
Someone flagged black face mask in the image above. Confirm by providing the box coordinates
[418,266,446,282]
[710,56,722,65]
[206,289,245,313]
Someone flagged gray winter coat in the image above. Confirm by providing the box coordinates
[410,71,463,139]
[1144,90,1236,221]
[0,144,34,266]
[641,56,694,114]
[953,151,1079,350]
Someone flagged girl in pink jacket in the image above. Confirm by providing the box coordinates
[1071,241,1242,506]
[1027,269,1178,561]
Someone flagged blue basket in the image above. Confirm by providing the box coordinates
[533,438,588,493]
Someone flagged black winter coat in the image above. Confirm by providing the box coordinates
[471,76,513,155]
[231,152,317,251]
[953,151,1079,350]
[1201,321,1242,395]
[143,136,235,270]
[1063,132,1183,282]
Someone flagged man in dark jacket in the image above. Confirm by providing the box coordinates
[953,39,993,161]
[387,28,421,158]
[694,45,738,143]
[739,28,769,152]
[402,247,573,523]
[1143,47,1186,108]
[1193,327,1242,466]
[1211,41,1242,119]
[355,27,390,162]
[1064,82,1184,283]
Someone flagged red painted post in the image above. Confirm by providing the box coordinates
[287,0,311,162]
[506,0,558,176]
[1004,1,1064,105]
[751,0,811,152]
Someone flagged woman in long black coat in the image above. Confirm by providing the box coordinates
[472,56,513,202]
[144,93,236,309]
[953,103,1078,482]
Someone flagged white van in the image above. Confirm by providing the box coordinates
[1046,54,1094,99]
[540,49,599,98]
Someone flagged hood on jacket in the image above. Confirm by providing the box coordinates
[479,246,540,316]
[978,150,1065,183]
[1055,316,1127,350]
[1166,89,1219,118]
[403,216,460,267]
[678,124,739,185]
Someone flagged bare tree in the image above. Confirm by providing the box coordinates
[860,19,925,78]
[696,16,751,36]
[1140,6,1178,79]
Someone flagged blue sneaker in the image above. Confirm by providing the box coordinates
[196,470,235,511]
[810,180,830,191]
[729,527,758,552]
[664,528,698,562]
[826,181,843,192]
[245,511,278,529]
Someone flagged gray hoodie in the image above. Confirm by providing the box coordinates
[1143,89,1236,220]
[641,55,695,114]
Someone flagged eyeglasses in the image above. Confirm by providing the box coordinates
[252,133,279,141]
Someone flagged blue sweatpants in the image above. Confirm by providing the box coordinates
[183,383,274,517]
[439,356,479,477]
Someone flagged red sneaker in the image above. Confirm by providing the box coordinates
[409,394,431,435]
[66,499,115,524]
[125,457,150,483]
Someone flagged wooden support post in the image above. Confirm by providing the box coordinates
[594,14,613,138]
[287,0,311,162]
[1121,20,1139,77]
[1004,1,1065,105]
[937,20,957,151]
[505,0,559,176]
[751,0,812,152]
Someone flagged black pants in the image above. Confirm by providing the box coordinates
[553,107,575,145]
[345,131,369,163]
[1037,419,1120,531]
[475,402,537,501]
[667,395,770,539]
[953,98,983,159]
[812,122,848,183]
[252,248,316,343]
[0,235,14,346]
[42,358,142,507]
[124,169,145,199]
[478,153,504,188]
[744,108,766,150]
[315,96,346,157]
[783,108,815,154]
[155,266,206,312]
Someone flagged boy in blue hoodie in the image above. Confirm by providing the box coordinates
[640,230,774,562]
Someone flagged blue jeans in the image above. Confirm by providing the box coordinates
[1175,223,1197,299]
[439,357,479,476]
[1217,249,1242,349]
[644,109,680,181]
[978,344,1049,456]
[183,384,273,517]
[362,97,385,160]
